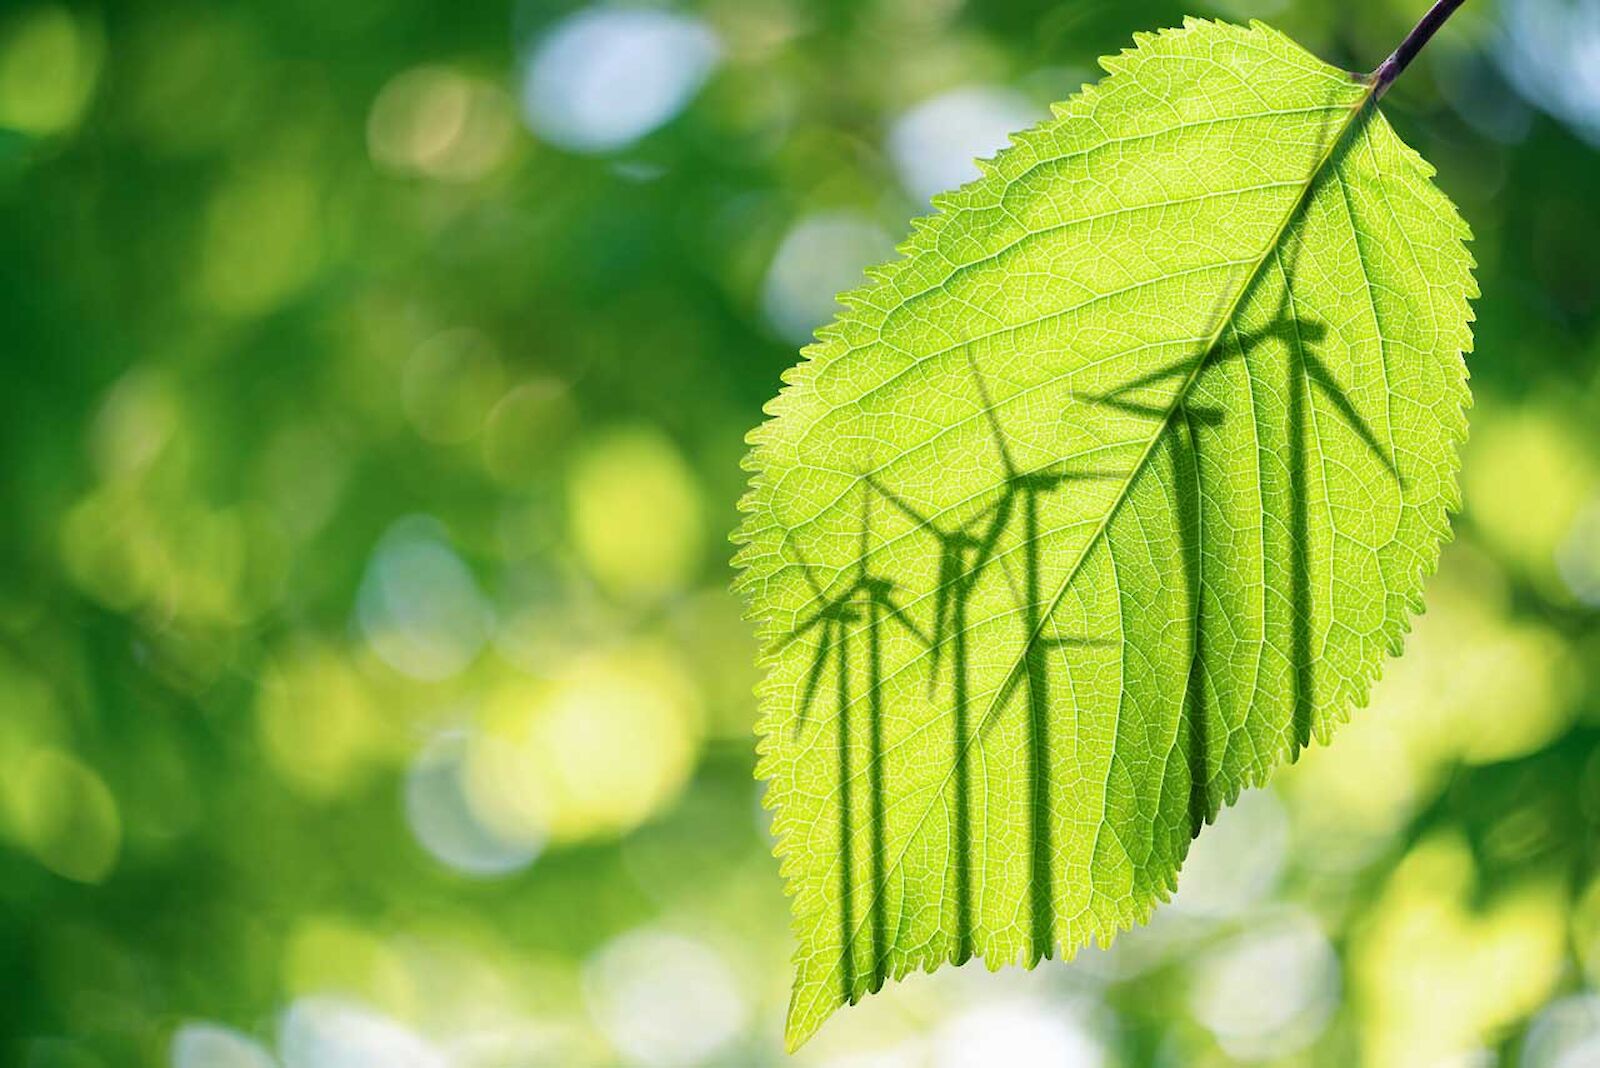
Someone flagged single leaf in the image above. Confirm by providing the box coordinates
[733,17,1474,1049]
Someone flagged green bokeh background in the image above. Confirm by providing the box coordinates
[1,1,1598,1065]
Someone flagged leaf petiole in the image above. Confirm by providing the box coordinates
[1371,0,1471,97]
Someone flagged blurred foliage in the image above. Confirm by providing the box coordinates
[0,0,1596,1066]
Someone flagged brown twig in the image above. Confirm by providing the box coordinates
[1371,0,1471,97]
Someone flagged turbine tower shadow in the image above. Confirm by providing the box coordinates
[785,488,929,996]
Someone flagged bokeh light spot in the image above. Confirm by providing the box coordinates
[1557,494,1600,606]
[761,212,894,346]
[481,378,576,486]
[1187,911,1339,1060]
[0,5,101,136]
[401,328,506,445]
[170,1022,276,1068]
[1356,833,1566,1067]
[357,516,491,682]
[491,561,614,675]
[198,166,323,317]
[567,426,704,603]
[471,644,703,843]
[1498,0,1600,147]
[1523,994,1600,1068]
[257,422,351,543]
[1275,704,1421,873]
[1464,406,1597,597]
[887,86,1037,205]
[933,999,1107,1068]
[368,66,516,182]
[405,730,543,878]
[583,928,747,1067]
[283,919,415,1021]
[1169,786,1287,917]
[256,644,388,801]
[279,997,444,1068]
[1354,550,1579,768]
[13,747,120,884]
[90,369,179,482]
[521,7,720,154]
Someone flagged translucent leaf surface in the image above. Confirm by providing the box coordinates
[733,18,1475,1048]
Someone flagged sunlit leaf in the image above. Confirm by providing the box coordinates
[733,18,1475,1047]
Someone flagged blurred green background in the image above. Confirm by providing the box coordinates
[1,0,1597,1065]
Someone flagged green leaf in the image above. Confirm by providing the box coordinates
[733,18,1475,1049]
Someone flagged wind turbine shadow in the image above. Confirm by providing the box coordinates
[776,214,1399,994]
[787,486,929,998]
